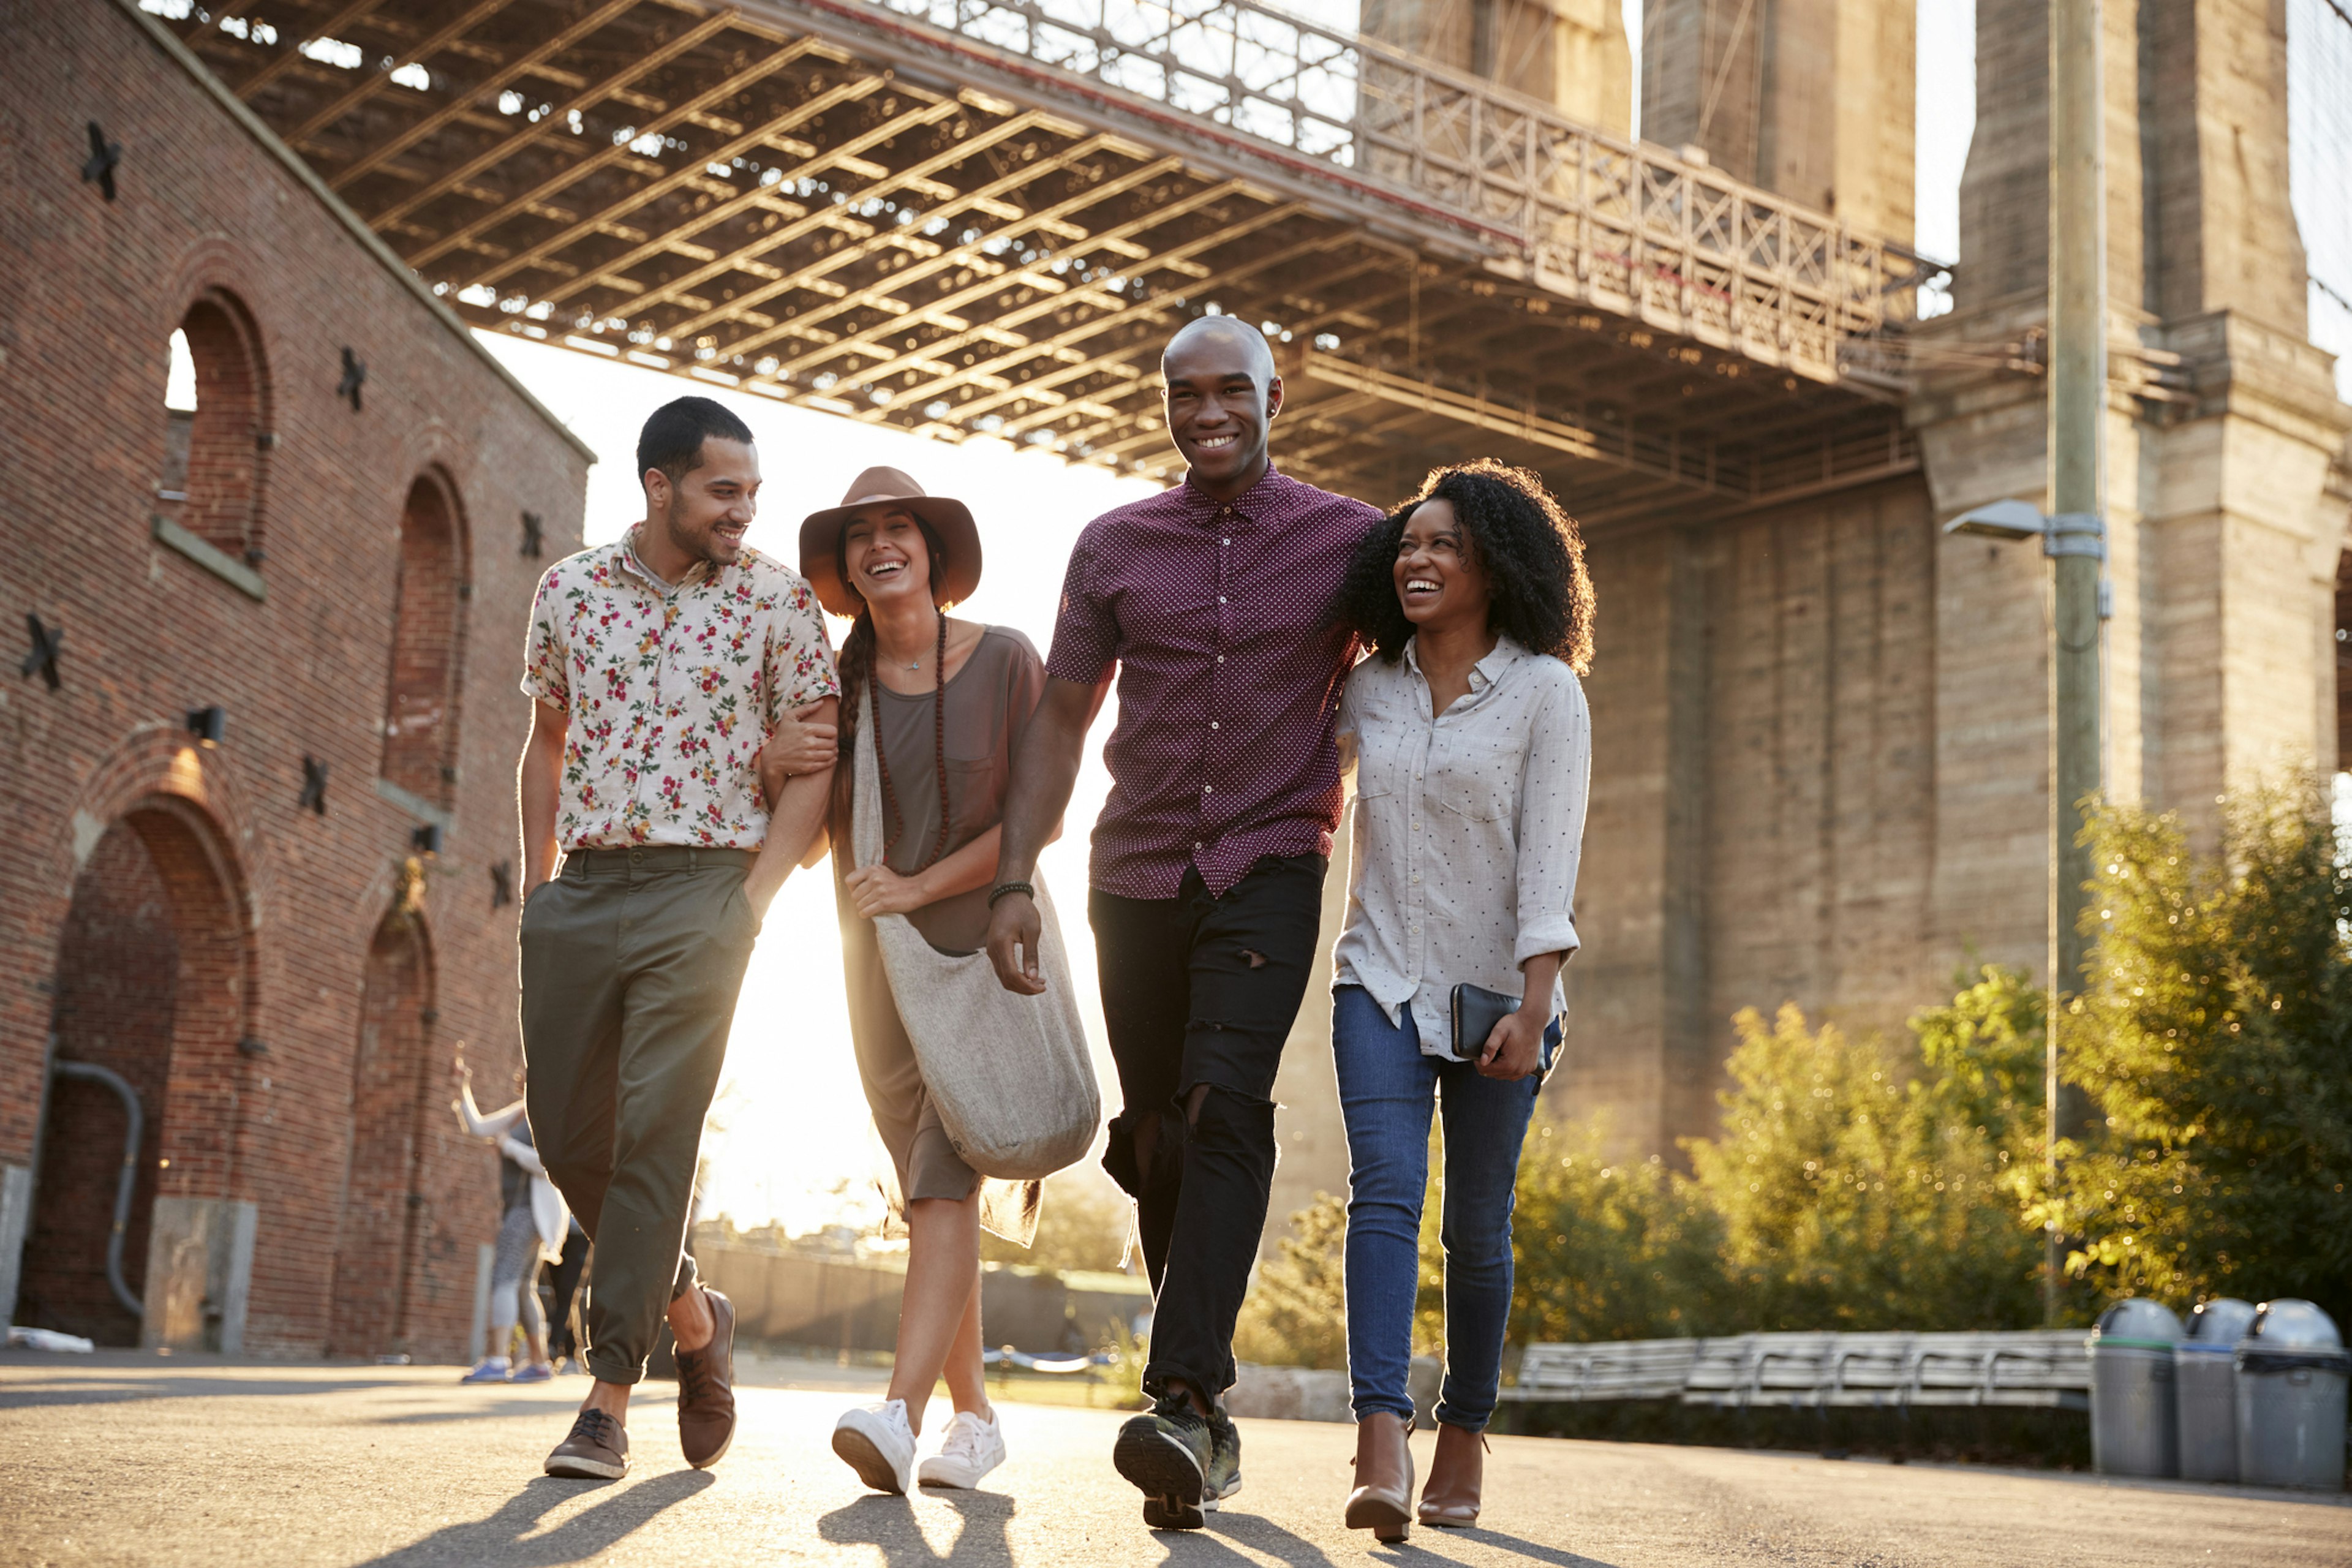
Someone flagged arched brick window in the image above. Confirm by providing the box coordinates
[380,475,468,807]
[156,290,269,565]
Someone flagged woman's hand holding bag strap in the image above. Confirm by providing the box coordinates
[851,688,1099,1179]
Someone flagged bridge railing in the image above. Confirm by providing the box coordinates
[1506,1330,2093,1411]
[861,0,1942,383]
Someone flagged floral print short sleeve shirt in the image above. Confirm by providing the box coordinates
[521,527,838,850]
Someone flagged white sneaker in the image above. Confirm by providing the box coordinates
[918,1406,1007,1489]
[832,1398,916,1494]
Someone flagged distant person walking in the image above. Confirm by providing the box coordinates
[451,1060,565,1384]
[1327,459,1594,1541]
[516,396,839,1480]
[986,318,1381,1530]
[763,467,1058,1494]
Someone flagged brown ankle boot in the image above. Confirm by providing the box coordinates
[1343,1411,1414,1544]
[1417,1420,1485,1526]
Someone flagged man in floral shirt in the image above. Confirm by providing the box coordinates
[516,396,837,1481]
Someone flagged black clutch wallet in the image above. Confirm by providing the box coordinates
[1449,982,1518,1063]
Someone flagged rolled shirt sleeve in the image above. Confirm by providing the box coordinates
[1512,672,1591,968]
[519,568,570,710]
[764,578,840,727]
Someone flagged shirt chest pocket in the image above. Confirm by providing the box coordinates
[1351,709,1419,802]
[1428,729,1518,823]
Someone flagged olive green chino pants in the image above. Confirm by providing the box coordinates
[519,845,760,1385]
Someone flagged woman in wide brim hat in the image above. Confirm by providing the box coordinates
[772,466,1049,1496]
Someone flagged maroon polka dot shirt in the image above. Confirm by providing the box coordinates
[1047,464,1381,899]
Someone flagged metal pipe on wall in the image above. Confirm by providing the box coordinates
[49,1061,147,1321]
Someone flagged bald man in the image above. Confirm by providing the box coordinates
[986,317,1381,1529]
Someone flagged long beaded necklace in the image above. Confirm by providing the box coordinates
[872,609,952,871]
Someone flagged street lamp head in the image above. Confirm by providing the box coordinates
[1943,499,2048,541]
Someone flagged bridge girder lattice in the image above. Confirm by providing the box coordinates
[154,0,1947,519]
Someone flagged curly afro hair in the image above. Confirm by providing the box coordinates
[1341,458,1595,674]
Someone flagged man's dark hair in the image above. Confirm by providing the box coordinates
[636,396,753,489]
[1340,458,1596,674]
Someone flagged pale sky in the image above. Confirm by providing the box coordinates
[481,0,2352,1233]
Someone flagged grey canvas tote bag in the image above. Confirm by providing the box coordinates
[850,686,1099,1179]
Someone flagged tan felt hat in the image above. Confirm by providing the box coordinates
[798,466,981,617]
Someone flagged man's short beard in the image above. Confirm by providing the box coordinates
[662,489,713,564]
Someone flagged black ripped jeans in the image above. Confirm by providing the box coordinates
[1090,853,1329,1400]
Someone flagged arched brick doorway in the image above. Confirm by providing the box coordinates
[327,903,436,1359]
[23,802,247,1346]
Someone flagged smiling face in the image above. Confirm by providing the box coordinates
[1161,320,1282,492]
[1393,497,1491,635]
[840,503,938,609]
[647,435,761,568]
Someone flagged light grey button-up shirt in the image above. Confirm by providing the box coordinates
[1332,635,1591,1055]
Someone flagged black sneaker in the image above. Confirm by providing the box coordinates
[1114,1392,1213,1530]
[1203,1404,1242,1510]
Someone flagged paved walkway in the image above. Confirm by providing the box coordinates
[4,1354,2346,1567]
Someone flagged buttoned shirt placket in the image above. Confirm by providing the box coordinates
[1195,494,1240,868]
[1399,643,1492,991]
[620,533,706,839]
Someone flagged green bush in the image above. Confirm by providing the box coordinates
[1232,1190,1351,1368]
[2044,782,2352,1324]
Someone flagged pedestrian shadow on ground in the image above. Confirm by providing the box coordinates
[1348,1526,1623,1567]
[818,1488,1014,1563]
[1199,1513,1338,1566]
[350,1468,714,1566]
[0,1370,417,1411]
[368,1396,581,1426]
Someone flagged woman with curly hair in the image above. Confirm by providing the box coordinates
[1329,459,1594,1541]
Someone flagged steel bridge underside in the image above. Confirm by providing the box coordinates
[148,0,1932,523]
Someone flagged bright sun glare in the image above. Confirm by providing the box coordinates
[477,333,1155,1238]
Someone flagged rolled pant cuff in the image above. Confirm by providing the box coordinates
[1142,1360,1226,1401]
[1430,1400,1494,1433]
[584,1351,644,1387]
[1351,1391,1415,1422]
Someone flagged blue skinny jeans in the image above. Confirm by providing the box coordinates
[1332,984,1551,1430]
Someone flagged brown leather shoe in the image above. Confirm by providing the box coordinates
[545,1406,630,1480]
[1343,1411,1414,1544]
[1417,1420,1486,1527]
[674,1287,737,1469]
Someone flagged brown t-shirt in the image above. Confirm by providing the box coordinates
[868,625,1046,952]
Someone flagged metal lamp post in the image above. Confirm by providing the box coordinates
[1939,0,2111,1330]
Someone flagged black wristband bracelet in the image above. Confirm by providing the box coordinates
[986,880,1036,909]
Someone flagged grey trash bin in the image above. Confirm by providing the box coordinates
[2175,1297,2256,1482]
[2090,1298,2183,1477]
[2235,1298,2350,1491]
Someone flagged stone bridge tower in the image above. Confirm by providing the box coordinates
[1583,0,2349,1163]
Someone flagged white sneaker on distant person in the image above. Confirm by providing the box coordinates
[459,1356,511,1384]
[832,1398,916,1494]
[918,1406,1006,1489]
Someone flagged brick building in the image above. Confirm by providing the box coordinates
[0,1,590,1358]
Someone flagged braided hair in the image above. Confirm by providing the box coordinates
[829,515,956,870]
